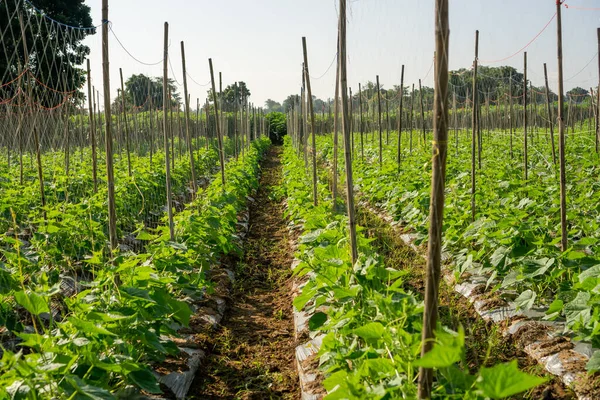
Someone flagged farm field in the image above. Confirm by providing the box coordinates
[2,0,600,399]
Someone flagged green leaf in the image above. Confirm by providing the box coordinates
[69,317,116,337]
[129,369,161,394]
[477,360,546,399]
[564,291,591,327]
[414,341,462,369]
[579,265,600,283]
[308,312,327,330]
[66,375,116,400]
[586,351,600,373]
[490,246,509,268]
[514,290,537,311]
[352,322,385,343]
[14,291,49,316]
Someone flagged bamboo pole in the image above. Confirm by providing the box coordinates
[556,1,567,252]
[523,52,528,181]
[419,78,425,145]
[209,59,226,187]
[180,41,197,196]
[333,48,340,211]
[86,59,98,192]
[338,0,358,265]
[101,0,117,249]
[418,0,449,396]
[119,68,132,176]
[397,65,405,165]
[376,75,383,165]
[471,30,478,222]
[359,82,364,160]
[302,37,319,207]
[544,63,557,165]
[161,22,175,241]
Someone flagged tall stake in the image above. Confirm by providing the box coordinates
[338,0,358,265]
[119,68,132,176]
[556,1,568,252]
[509,71,513,159]
[359,82,364,160]
[162,22,175,241]
[523,52,528,181]
[209,59,226,187]
[544,63,557,165]
[596,28,600,152]
[471,30,479,222]
[333,48,340,211]
[376,75,383,165]
[419,78,426,145]
[418,0,449,397]
[397,65,405,165]
[86,59,98,192]
[302,37,318,206]
[180,41,197,196]
[101,0,117,249]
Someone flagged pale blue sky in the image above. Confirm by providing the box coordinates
[81,0,600,108]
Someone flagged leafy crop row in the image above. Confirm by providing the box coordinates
[0,138,269,399]
[343,130,600,351]
[283,137,543,399]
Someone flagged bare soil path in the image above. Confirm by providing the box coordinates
[189,146,299,400]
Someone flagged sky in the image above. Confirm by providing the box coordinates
[77,0,600,109]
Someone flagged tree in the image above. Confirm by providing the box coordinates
[265,99,282,113]
[567,87,589,104]
[0,0,94,107]
[282,94,300,112]
[112,74,180,112]
[208,81,251,111]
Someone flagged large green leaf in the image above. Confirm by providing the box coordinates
[477,360,546,398]
[129,369,162,394]
[14,291,49,316]
[514,290,536,311]
[352,322,385,343]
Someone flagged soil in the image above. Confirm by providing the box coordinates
[188,146,299,400]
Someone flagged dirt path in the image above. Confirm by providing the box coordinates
[189,146,299,400]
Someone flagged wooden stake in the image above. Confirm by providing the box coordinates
[209,59,226,187]
[302,37,319,206]
[338,0,358,265]
[397,65,405,165]
[162,22,175,241]
[376,75,383,165]
[544,63,557,165]
[523,52,528,181]
[101,0,117,249]
[556,1,567,252]
[418,0,449,396]
[86,59,98,193]
[419,78,426,145]
[471,30,479,222]
[359,82,364,160]
[180,41,197,196]
[509,71,513,159]
[119,68,132,176]
[333,47,340,211]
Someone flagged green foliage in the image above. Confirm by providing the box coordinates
[0,138,270,398]
[266,111,287,144]
[281,137,544,399]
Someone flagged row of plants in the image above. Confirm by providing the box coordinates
[282,137,544,399]
[320,127,600,351]
[0,137,270,399]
